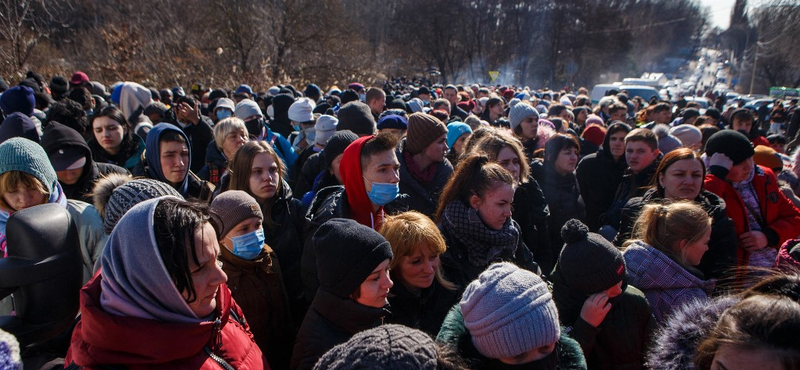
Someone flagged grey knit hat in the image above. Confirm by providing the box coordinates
[234,99,263,119]
[508,102,540,131]
[210,190,263,238]
[103,178,183,234]
[337,101,376,136]
[460,262,560,359]
[313,324,437,370]
[0,137,57,195]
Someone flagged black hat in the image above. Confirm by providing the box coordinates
[49,76,68,95]
[705,130,755,165]
[339,90,359,106]
[323,130,359,171]
[557,219,626,295]
[312,218,393,298]
[418,86,431,95]
[705,107,721,120]
[681,108,700,120]
[336,101,376,136]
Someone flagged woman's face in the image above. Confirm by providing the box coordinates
[659,158,704,200]
[726,157,754,183]
[608,131,627,159]
[496,146,521,183]
[221,217,262,252]
[159,141,189,186]
[553,147,579,175]
[423,134,448,163]
[520,116,538,140]
[356,259,393,308]
[184,222,228,318]
[452,133,470,156]
[470,183,515,230]
[248,152,280,203]
[221,128,248,160]
[497,342,557,365]
[396,246,439,291]
[490,102,504,116]
[680,226,711,266]
[93,116,126,155]
[2,185,47,212]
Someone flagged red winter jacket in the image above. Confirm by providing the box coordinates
[66,274,269,370]
[704,165,800,269]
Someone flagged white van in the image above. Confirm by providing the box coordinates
[591,84,660,104]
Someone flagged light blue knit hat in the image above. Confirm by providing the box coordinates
[460,262,560,359]
[446,122,473,149]
[508,102,540,131]
[0,137,57,194]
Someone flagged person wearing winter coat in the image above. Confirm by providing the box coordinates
[225,140,306,324]
[703,130,800,277]
[88,105,146,176]
[398,113,453,218]
[170,96,215,174]
[198,117,248,186]
[379,211,460,337]
[622,201,715,323]
[236,98,297,171]
[65,197,269,369]
[614,148,737,281]
[471,130,553,274]
[576,122,631,231]
[41,121,129,203]
[531,134,586,262]
[436,262,587,370]
[210,190,294,370]
[143,123,214,202]
[111,82,153,140]
[301,133,407,303]
[295,130,358,205]
[436,154,541,294]
[551,219,656,370]
[509,101,541,164]
[291,218,393,370]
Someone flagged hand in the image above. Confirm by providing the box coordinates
[580,293,611,328]
[739,230,768,251]
[178,102,199,124]
[709,152,733,170]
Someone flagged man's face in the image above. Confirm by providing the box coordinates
[609,109,626,122]
[654,109,671,124]
[732,118,752,134]
[625,141,659,173]
[369,94,386,115]
[362,150,400,193]
[444,88,458,105]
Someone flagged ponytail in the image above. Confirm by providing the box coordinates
[628,200,711,265]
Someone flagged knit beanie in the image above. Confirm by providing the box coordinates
[670,124,702,148]
[460,262,560,359]
[446,122,473,149]
[210,190,263,238]
[0,329,21,370]
[304,84,322,99]
[405,113,447,155]
[234,99,263,119]
[323,130,359,171]
[585,114,605,127]
[315,115,339,146]
[337,101,376,136]
[50,76,69,96]
[558,219,626,295]
[407,98,425,113]
[705,130,754,165]
[288,97,315,123]
[753,145,783,171]
[0,86,35,116]
[102,178,183,234]
[0,137,57,195]
[581,124,606,147]
[377,114,408,131]
[653,124,681,155]
[313,324,437,370]
[312,218,393,298]
[508,102,540,131]
[0,112,39,144]
[681,108,700,121]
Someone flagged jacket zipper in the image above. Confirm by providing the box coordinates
[204,346,236,370]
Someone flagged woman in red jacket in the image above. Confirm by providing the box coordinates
[66,197,269,369]
[704,130,800,280]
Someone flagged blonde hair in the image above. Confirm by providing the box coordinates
[0,171,49,212]
[213,117,248,150]
[379,211,455,290]
[629,200,711,265]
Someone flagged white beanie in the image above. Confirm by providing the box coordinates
[234,99,262,119]
[288,97,315,123]
[315,115,338,146]
[670,124,703,148]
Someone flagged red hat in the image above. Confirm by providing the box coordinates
[70,71,89,85]
[581,125,607,147]
[503,89,515,98]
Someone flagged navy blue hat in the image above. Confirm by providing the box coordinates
[235,84,254,97]
[304,84,322,99]
[377,114,408,131]
[0,86,35,116]
[0,112,39,144]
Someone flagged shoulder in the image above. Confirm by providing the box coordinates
[95,163,130,177]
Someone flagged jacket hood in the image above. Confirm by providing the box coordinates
[271,94,294,122]
[146,123,190,196]
[41,121,97,198]
[0,112,39,144]
[340,135,383,228]
[118,82,153,122]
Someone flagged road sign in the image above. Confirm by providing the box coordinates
[489,71,499,82]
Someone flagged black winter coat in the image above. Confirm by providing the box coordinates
[397,145,454,218]
[174,116,214,174]
[576,148,627,231]
[291,289,387,370]
[613,188,737,281]
[531,160,585,267]
[513,176,553,274]
[386,278,460,337]
[600,158,660,230]
[197,141,228,187]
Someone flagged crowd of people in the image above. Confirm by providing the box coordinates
[0,70,799,370]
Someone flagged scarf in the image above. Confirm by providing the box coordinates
[403,150,436,185]
[442,200,519,267]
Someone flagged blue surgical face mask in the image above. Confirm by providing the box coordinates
[228,228,265,260]
[364,177,399,206]
[216,109,232,121]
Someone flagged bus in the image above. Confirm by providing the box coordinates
[769,86,800,99]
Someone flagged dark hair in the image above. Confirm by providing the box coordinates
[92,105,136,156]
[463,126,498,156]
[435,154,515,223]
[69,86,93,110]
[697,124,720,152]
[153,198,215,304]
[544,133,580,164]
[625,128,659,150]
[228,140,286,227]
[472,131,531,183]
[485,97,503,110]
[651,148,705,196]
[360,133,398,169]
[47,99,88,135]
[653,103,671,114]
[608,103,627,116]
[548,104,568,118]
[159,130,187,145]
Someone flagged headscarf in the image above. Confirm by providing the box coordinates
[145,123,191,197]
[340,135,383,228]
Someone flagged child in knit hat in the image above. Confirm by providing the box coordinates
[399,112,453,217]
[550,219,655,370]
[436,262,586,369]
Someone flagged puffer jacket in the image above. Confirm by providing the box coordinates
[397,143,454,218]
[776,238,800,271]
[614,189,737,281]
[576,124,629,231]
[386,277,460,337]
[622,241,715,323]
[531,160,585,264]
[512,176,553,275]
[66,274,269,370]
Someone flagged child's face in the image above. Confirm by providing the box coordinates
[726,157,754,183]
[681,227,711,266]
[3,185,47,212]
